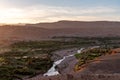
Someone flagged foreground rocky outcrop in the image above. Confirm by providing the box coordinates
[26,49,120,80]
[26,74,120,80]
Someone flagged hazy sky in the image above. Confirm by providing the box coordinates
[0,0,120,24]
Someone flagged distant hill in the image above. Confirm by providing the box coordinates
[27,20,120,29]
[0,21,120,43]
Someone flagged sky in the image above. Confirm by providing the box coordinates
[0,0,120,24]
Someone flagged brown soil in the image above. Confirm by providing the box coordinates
[0,21,120,44]
[26,49,120,80]
[25,48,79,80]
[0,21,120,80]
[77,53,120,74]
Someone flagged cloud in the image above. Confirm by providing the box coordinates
[0,5,119,24]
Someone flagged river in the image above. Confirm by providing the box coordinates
[43,48,84,76]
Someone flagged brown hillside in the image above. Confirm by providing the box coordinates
[0,21,120,42]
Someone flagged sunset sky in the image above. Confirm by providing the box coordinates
[0,0,120,24]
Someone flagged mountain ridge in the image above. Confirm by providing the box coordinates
[26,20,120,29]
[0,20,120,44]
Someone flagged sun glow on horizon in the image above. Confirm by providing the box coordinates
[0,8,37,24]
[0,0,120,24]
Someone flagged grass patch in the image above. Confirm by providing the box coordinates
[74,48,111,71]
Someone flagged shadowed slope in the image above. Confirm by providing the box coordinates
[0,21,120,42]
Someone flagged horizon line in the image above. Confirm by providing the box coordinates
[0,20,120,26]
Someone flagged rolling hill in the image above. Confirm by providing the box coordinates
[0,21,120,42]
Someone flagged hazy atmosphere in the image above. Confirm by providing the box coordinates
[0,0,120,80]
[0,0,120,24]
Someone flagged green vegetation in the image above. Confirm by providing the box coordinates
[53,36,120,48]
[53,36,120,72]
[0,40,89,80]
[74,48,111,71]
[0,37,120,80]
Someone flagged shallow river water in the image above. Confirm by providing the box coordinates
[43,48,84,76]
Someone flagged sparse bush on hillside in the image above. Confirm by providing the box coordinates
[74,48,111,71]
[0,37,120,79]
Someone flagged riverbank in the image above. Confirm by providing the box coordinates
[76,50,120,74]
[26,48,120,80]
[1,37,120,80]
[46,48,83,75]
[26,48,81,80]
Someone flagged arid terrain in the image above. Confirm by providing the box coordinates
[26,48,120,80]
[0,21,120,42]
[0,21,120,80]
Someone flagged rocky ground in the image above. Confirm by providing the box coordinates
[52,48,79,74]
[26,48,79,80]
[25,48,120,80]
